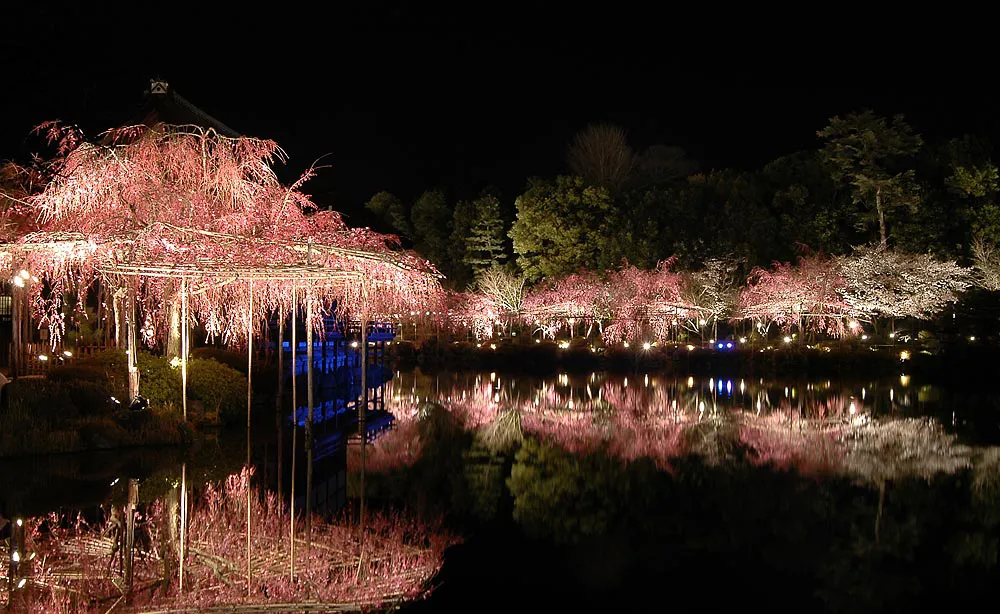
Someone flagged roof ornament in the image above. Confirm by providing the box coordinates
[149,80,169,95]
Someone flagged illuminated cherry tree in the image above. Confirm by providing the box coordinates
[678,257,740,336]
[734,253,859,337]
[836,244,971,320]
[602,260,700,344]
[449,265,527,339]
[0,122,442,361]
[972,236,1000,291]
[521,270,609,338]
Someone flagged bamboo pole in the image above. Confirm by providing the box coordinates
[289,287,297,581]
[247,281,253,597]
[181,277,188,422]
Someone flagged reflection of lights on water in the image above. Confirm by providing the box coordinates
[900,374,911,387]
[699,401,705,412]
[672,399,677,410]
[568,399,575,409]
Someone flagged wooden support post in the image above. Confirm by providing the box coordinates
[127,281,139,402]
[289,287,297,581]
[246,281,253,597]
[7,516,25,609]
[305,291,314,551]
[276,315,284,502]
[360,319,368,534]
[179,463,187,592]
[181,278,188,422]
[125,479,138,593]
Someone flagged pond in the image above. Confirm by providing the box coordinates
[2,368,998,612]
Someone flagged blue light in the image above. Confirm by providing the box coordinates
[717,343,724,349]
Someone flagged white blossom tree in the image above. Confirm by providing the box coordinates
[837,245,972,320]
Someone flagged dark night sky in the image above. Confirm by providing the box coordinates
[2,4,995,226]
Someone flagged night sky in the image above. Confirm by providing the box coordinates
[2,4,995,226]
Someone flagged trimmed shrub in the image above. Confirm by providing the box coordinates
[188,358,248,424]
[192,346,250,374]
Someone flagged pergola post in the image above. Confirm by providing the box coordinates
[127,279,139,401]
[246,280,253,596]
[305,288,314,551]
[181,277,188,421]
[289,286,297,581]
[358,317,369,578]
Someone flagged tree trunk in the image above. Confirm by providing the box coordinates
[165,280,181,360]
[876,185,887,250]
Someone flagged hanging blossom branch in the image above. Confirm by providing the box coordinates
[0,122,443,348]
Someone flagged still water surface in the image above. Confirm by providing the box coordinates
[2,369,998,612]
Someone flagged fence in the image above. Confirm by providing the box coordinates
[12,342,112,376]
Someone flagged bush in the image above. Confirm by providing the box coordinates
[2,378,77,424]
[192,346,250,374]
[136,351,182,409]
[188,358,248,424]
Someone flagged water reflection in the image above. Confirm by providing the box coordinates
[379,371,984,475]
[0,462,449,612]
[363,370,1000,612]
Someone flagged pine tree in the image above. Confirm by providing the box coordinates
[464,194,507,274]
